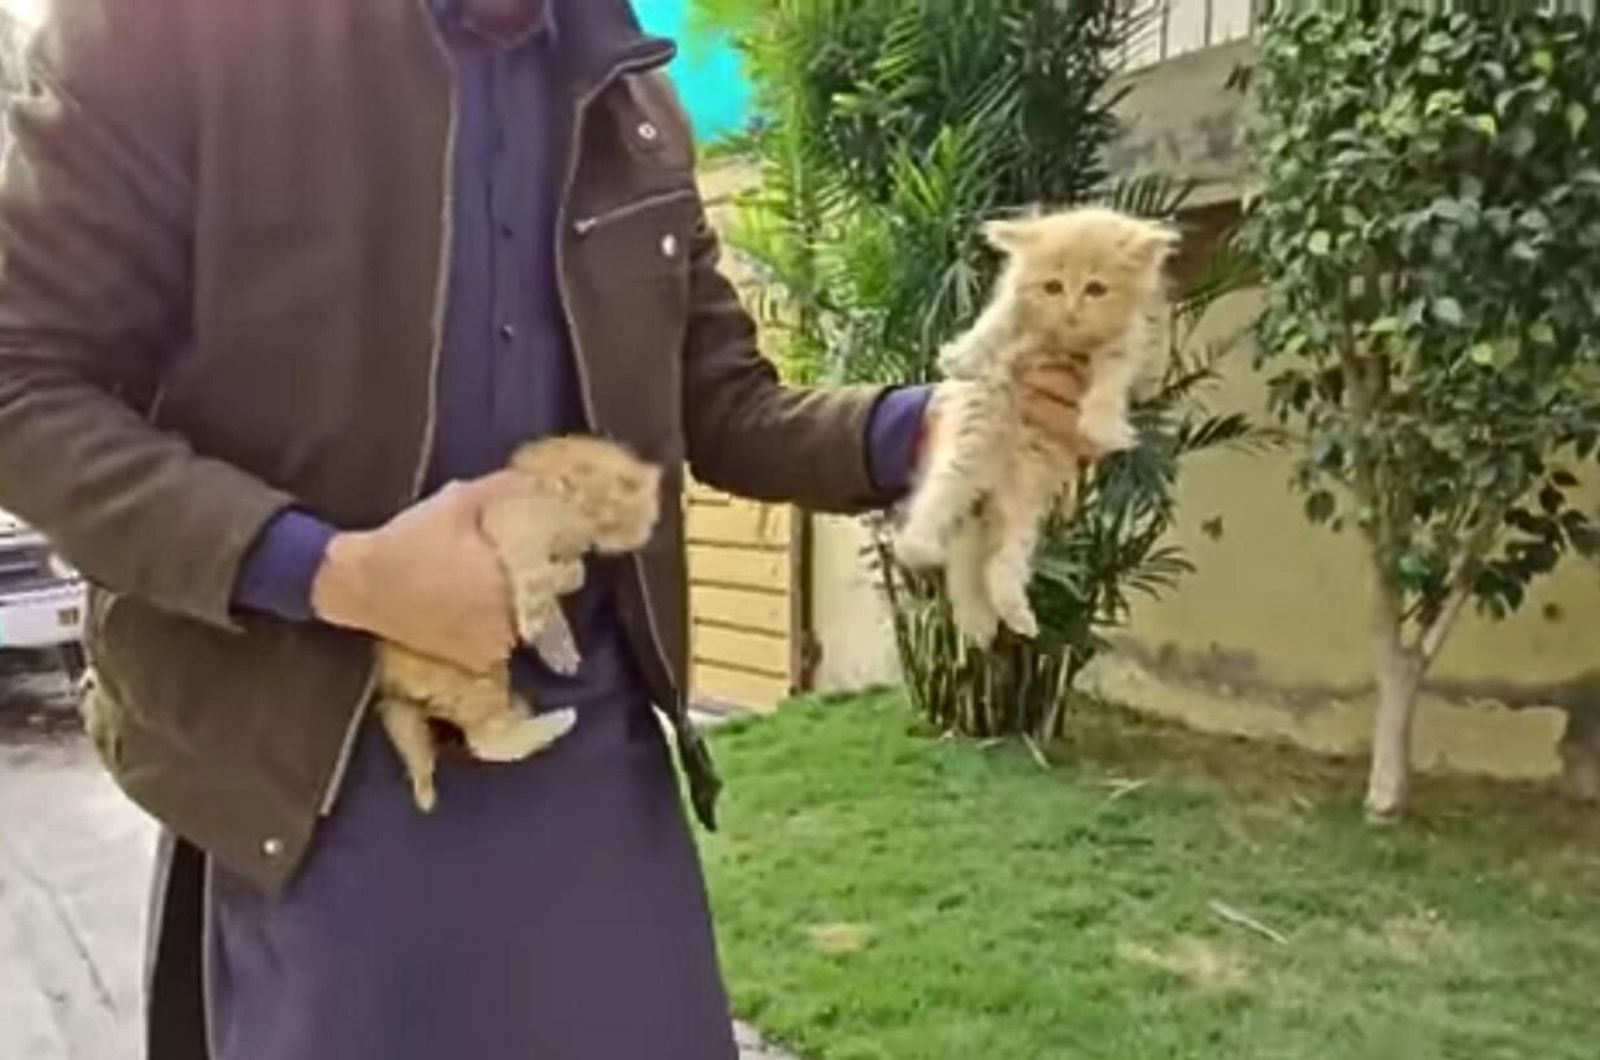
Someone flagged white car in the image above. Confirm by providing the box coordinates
[0,506,87,678]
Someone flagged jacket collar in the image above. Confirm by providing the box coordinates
[424,0,674,97]
[547,0,675,96]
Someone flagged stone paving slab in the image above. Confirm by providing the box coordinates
[0,692,795,1059]
[0,739,149,1059]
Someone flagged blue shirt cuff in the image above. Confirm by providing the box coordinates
[866,385,933,500]
[233,509,338,623]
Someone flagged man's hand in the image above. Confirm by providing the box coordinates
[916,360,1097,475]
[311,475,521,673]
[1016,359,1094,458]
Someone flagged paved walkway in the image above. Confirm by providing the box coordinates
[0,673,794,1059]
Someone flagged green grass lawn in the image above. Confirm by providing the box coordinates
[696,693,1600,1060]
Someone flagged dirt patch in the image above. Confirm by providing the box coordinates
[1064,701,1600,823]
[806,922,873,956]
[1379,911,1461,965]
[1117,936,1250,993]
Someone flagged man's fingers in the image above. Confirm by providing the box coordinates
[456,470,525,510]
[1021,363,1087,404]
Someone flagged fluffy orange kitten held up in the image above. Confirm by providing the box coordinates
[895,206,1177,647]
[376,436,662,811]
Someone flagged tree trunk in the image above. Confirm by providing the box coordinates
[1366,632,1423,822]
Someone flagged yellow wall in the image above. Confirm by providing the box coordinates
[1087,289,1597,782]
[686,481,794,713]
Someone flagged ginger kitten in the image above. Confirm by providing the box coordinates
[376,436,662,811]
[896,206,1177,646]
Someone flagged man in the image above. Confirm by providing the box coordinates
[0,1,1082,1056]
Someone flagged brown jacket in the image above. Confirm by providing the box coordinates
[0,0,887,895]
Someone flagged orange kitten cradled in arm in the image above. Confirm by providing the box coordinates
[377,436,663,811]
[895,206,1177,647]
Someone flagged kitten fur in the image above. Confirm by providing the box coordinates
[896,206,1177,646]
[377,435,663,812]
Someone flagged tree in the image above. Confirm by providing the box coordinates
[1243,8,1600,819]
[696,0,1259,741]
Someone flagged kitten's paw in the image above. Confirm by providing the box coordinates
[1081,416,1138,454]
[465,708,578,762]
[986,566,1040,640]
[411,776,438,814]
[950,594,1000,648]
[529,619,582,676]
[895,530,946,569]
[549,559,586,597]
[999,603,1039,640]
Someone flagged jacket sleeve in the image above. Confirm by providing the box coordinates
[680,213,902,513]
[0,5,293,630]
[233,511,339,623]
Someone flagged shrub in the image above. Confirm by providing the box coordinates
[1243,7,1600,817]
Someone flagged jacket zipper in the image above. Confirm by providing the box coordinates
[572,187,697,238]
[555,50,684,719]
[319,6,458,816]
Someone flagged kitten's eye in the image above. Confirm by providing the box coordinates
[1084,280,1108,298]
[1042,279,1065,296]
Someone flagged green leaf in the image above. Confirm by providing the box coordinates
[1530,322,1557,346]
[1469,342,1497,366]
[1308,230,1332,256]
[1432,298,1465,327]
[1470,113,1499,138]
[1304,491,1336,525]
[1568,102,1589,138]
[1533,50,1556,77]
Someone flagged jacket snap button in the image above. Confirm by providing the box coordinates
[660,233,679,259]
[261,837,284,859]
[637,121,659,142]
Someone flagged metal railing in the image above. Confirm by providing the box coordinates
[1119,0,1596,71]
[1119,0,1263,69]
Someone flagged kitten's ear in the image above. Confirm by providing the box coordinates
[982,218,1038,255]
[1130,222,1182,265]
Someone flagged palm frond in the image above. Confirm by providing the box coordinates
[1101,172,1197,221]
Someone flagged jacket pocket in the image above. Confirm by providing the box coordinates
[570,186,699,318]
[572,187,698,239]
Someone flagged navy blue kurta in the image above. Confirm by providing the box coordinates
[217,2,929,1057]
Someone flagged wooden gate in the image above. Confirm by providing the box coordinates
[685,481,800,713]
[680,162,812,713]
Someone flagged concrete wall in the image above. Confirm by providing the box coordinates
[1107,39,1256,209]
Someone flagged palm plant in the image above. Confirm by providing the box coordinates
[878,225,1262,740]
[696,0,1259,741]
